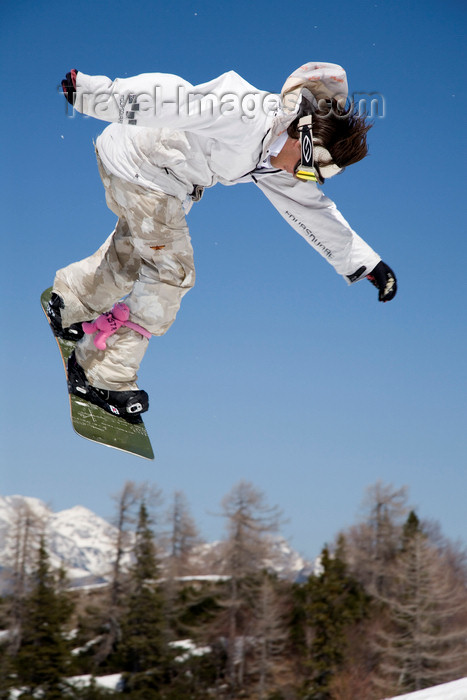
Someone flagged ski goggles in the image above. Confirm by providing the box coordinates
[294,115,318,182]
[294,114,343,183]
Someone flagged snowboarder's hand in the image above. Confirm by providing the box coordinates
[61,69,78,105]
[367,261,397,302]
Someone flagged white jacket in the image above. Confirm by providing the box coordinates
[74,63,380,282]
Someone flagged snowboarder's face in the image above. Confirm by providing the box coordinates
[270,136,302,175]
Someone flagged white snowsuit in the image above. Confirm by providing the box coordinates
[54,62,381,391]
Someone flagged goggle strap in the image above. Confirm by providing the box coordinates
[295,115,317,181]
[298,115,314,169]
[295,167,318,182]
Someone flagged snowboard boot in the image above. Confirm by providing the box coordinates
[47,293,85,341]
[67,351,149,424]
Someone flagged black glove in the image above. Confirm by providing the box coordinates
[367,261,397,302]
[61,69,78,105]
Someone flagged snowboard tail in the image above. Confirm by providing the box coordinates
[41,288,154,460]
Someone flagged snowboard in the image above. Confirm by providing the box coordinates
[41,288,154,460]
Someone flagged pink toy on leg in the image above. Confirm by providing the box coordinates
[82,303,130,350]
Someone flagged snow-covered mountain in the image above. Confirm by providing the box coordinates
[0,495,315,591]
[185,536,317,582]
[0,495,130,590]
[264,534,319,581]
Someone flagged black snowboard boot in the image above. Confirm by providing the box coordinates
[67,351,149,424]
[47,293,85,341]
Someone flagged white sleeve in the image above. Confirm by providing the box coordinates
[253,171,380,283]
[74,69,255,132]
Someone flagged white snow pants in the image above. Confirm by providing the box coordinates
[53,157,195,391]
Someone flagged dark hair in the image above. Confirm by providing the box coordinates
[287,98,372,169]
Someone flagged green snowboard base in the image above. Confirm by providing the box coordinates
[41,288,154,460]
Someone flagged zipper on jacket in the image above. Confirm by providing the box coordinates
[250,168,282,183]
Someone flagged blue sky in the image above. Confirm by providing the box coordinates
[1,0,466,560]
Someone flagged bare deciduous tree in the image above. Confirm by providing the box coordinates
[216,481,284,694]
[5,499,47,654]
[253,574,289,699]
[344,480,410,596]
[95,481,161,666]
[373,518,467,695]
[164,490,201,579]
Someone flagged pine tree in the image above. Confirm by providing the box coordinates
[14,536,74,699]
[119,501,165,695]
[296,545,370,700]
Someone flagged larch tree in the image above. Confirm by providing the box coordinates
[164,490,201,579]
[108,481,146,611]
[160,490,203,646]
[216,481,284,694]
[5,498,47,656]
[344,480,410,596]
[252,573,290,700]
[373,512,467,696]
[94,480,161,668]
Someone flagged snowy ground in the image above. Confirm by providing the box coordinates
[9,673,467,697]
[384,677,467,700]
[68,673,122,691]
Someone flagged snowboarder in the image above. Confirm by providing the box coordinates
[50,63,397,422]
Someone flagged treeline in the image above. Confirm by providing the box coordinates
[0,480,466,699]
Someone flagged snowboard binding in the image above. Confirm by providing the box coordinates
[67,351,149,424]
[46,293,85,341]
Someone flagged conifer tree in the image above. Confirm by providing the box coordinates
[5,498,46,656]
[373,512,467,695]
[347,481,409,596]
[296,545,370,700]
[160,491,203,647]
[252,573,290,699]
[119,501,165,694]
[14,536,74,699]
[165,490,201,578]
[92,482,143,669]
[215,481,283,694]
[94,481,162,669]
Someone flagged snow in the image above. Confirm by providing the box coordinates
[383,677,467,700]
[68,673,122,691]
[9,672,122,696]
[174,574,230,583]
[0,495,133,590]
[0,496,315,591]
[72,581,110,592]
[262,534,314,578]
[190,536,316,582]
[169,639,211,663]
[71,635,103,656]
[48,504,127,580]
